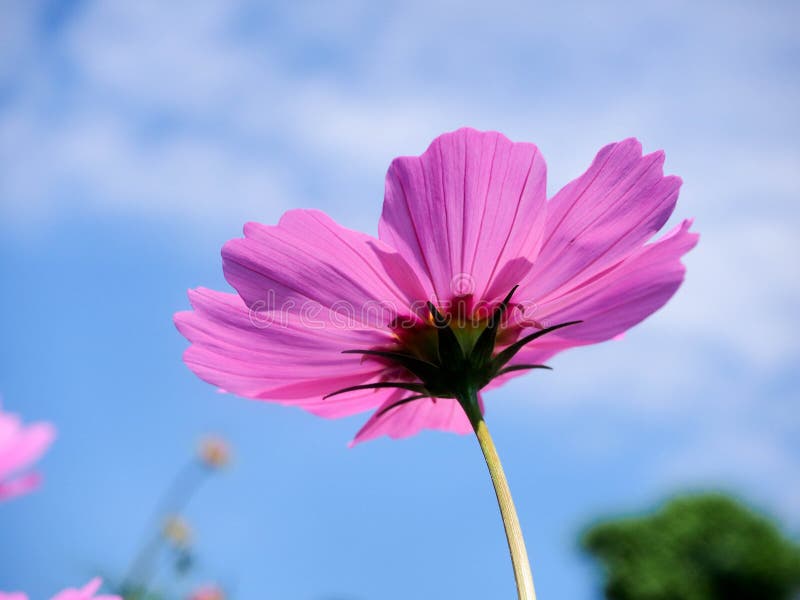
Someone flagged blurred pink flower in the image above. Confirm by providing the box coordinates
[175,128,697,444]
[49,578,120,600]
[0,403,55,501]
[187,585,225,600]
[0,578,120,600]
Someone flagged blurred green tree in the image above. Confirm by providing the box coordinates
[581,493,800,600]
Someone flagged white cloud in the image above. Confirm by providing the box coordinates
[4,0,798,223]
[63,0,261,113]
[653,424,800,524]
[0,108,295,229]
[665,220,800,367]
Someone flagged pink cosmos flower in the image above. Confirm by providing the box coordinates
[0,403,55,501]
[0,578,120,600]
[175,128,698,445]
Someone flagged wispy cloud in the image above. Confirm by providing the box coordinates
[3,1,798,223]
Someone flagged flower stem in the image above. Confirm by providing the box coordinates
[462,394,537,600]
[121,460,209,597]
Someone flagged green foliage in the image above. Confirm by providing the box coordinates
[581,493,800,600]
[115,584,166,600]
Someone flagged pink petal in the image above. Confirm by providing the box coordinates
[0,421,56,480]
[0,408,55,500]
[350,393,481,446]
[0,412,21,447]
[0,592,28,600]
[379,127,547,305]
[0,472,42,501]
[175,288,396,416]
[177,210,431,418]
[178,289,389,362]
[524,219,699,344]
[222,209,418,328]
[523,138,681,302]
[50,578,120,600]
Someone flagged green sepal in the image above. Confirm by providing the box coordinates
[374,394,430,418]
[494,364,552,377]
[342,349,440,382]
[323,381,427,399]
[471,285,518,368]
[427,301,465,366]
[491,320,582,372]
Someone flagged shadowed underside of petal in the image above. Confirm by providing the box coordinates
[379,127,547,304]
[522,138,682,302]
[350,392,480,446]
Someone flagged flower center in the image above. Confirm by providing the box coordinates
[325,286,580,417]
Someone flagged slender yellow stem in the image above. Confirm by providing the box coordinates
[464,400,537,599]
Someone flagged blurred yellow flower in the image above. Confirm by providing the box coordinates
[198,436,231,469]
[162,515,192,548]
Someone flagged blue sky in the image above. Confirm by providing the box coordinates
[1,1,799,598]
